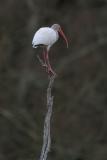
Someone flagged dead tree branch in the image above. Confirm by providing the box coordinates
[38,55,56,160]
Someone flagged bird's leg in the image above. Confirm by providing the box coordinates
[42,48,47,67]
[37,49,47,68]
[45,49,56,75]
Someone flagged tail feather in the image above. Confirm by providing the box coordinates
[32,44,44,48]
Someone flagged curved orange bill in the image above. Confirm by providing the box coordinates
[59,28,68,48]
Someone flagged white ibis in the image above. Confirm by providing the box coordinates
[32,24,68,76]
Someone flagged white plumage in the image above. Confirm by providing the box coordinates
[32,27,58,50]
[32,24,68,76]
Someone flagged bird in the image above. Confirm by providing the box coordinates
[32,24,68,76]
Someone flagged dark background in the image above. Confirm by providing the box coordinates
[0,0,107,160]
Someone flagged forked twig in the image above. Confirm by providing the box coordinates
[37,55,45,66]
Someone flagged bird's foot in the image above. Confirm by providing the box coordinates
[47,67,57,76]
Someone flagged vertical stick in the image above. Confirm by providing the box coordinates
[39,75,56,160]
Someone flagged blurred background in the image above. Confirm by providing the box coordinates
[0,0,107,160]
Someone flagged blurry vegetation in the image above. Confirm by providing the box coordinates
[0,0,107,160]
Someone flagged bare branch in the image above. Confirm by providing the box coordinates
[39,75,56,160]
[37,55,45,66]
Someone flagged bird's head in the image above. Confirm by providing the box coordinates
[51,24,68,48]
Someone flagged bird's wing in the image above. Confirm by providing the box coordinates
[32,27,58,46]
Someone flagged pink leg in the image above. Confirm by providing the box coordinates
[42,48,47,67]
[45,49,56,75]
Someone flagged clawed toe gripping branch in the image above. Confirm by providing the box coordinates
[37,55,56,160]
